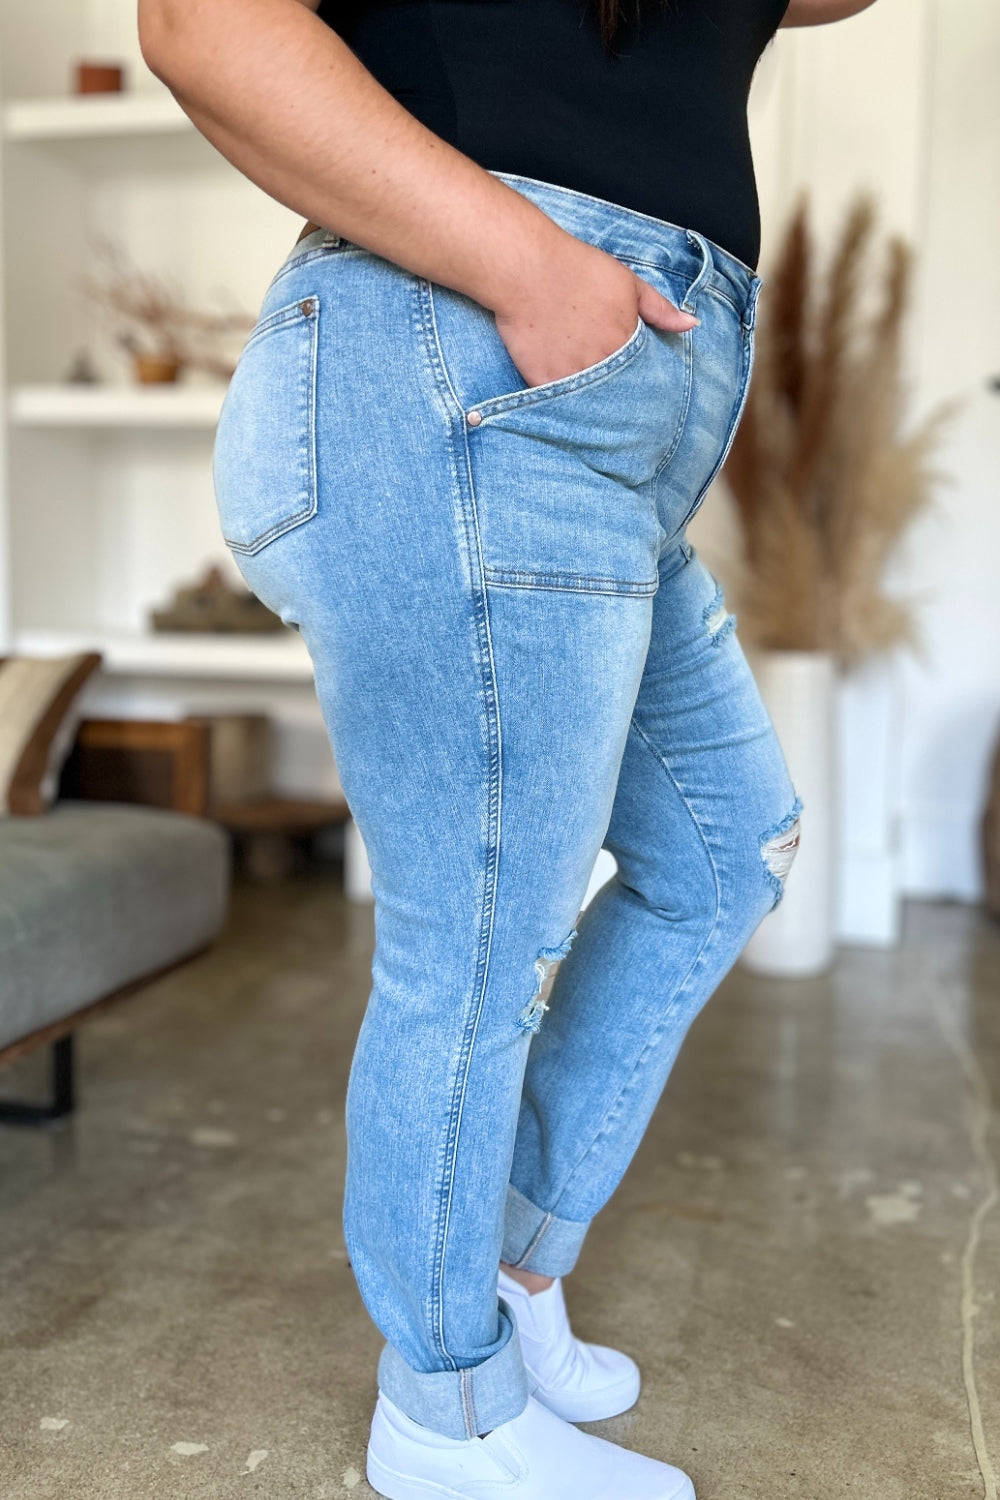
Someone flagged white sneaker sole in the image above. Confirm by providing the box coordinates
[367,1446,463,1499]
[529,1362,641,1423]
[368,1445,696,1500]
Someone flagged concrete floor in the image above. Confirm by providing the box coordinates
[1,874,998,1500]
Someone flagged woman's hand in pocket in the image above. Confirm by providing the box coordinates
[493,235,698,390]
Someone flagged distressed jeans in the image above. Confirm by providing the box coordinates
[212,173,801,1442]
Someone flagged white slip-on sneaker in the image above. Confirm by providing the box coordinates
[498,1267,641,1422]
[366,1389,695,1500]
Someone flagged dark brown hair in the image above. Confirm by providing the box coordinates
[591,0,644,49]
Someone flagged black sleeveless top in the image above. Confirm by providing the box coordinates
[317,0,788,270]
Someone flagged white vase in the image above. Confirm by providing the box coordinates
[741,649,838,977]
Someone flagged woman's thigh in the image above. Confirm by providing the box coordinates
[212,242,663,977]
[607,541,800,927]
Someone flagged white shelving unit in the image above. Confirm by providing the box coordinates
[4,91,193,141]
[0,1,345,809]
[11,626,314,682]
[9,384,224,427]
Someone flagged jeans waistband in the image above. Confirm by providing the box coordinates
[279,172,761,327]
[490,172,760,326]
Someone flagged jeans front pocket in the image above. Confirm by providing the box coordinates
[425,279,693,594]
[468,315,648,421]
[213,295,320,556]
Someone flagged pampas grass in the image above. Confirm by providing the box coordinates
[723,195,951,663]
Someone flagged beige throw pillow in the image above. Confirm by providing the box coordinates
[0,652,102,815]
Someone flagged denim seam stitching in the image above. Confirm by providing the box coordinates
[699,284,744,317]
[742,276,765,335]
[512,1212,555,1269]
[483,567,657,597]
[545,715,724,1225]
[419,278,506,1378]
[241,296,315,351]
[460,1367,477,1438]
[680,231,714,313]
[267,241,351,290]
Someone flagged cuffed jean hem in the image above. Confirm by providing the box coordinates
[500,1183,591,1277]
[376,1299,530,1440]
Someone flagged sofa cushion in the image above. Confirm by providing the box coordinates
[0,801,230,1052]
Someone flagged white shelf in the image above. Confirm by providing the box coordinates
[3,92,193,142]
[12,628,315,683]
[10,384,224,429]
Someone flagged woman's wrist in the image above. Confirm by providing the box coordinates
[453,192,585,318]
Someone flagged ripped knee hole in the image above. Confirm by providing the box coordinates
[516,927,578,1034]
[703,582,736,647]
[761,800,803,905]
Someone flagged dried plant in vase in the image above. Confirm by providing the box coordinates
[81,240,254,384]
[723,195,952,665]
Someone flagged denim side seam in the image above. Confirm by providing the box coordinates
[502,1183,592,1278]
[377,1303,530,1440]
[412,275,521,1423]
[461,1367,477,1438]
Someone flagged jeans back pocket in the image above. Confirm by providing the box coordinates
[213,295,320,556]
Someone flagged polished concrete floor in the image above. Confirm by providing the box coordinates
[1,873,998,1500]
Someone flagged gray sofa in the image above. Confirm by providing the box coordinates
[0,718,231,1124]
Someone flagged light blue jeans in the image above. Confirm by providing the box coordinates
[212,173,801,1441]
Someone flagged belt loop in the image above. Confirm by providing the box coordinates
[743,274,764,334]
[681,229,713,313]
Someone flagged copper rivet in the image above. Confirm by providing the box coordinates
[300,300,315,316]
[467,410,483,427]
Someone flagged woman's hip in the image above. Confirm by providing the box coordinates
[212,216,757,623]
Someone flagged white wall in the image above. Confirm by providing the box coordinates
[899,0,1000,898]
[696,0,999,907]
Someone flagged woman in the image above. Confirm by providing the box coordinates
[139,1,878,1495]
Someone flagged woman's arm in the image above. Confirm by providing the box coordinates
[137,0,694,389]
[781,0,879,26]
